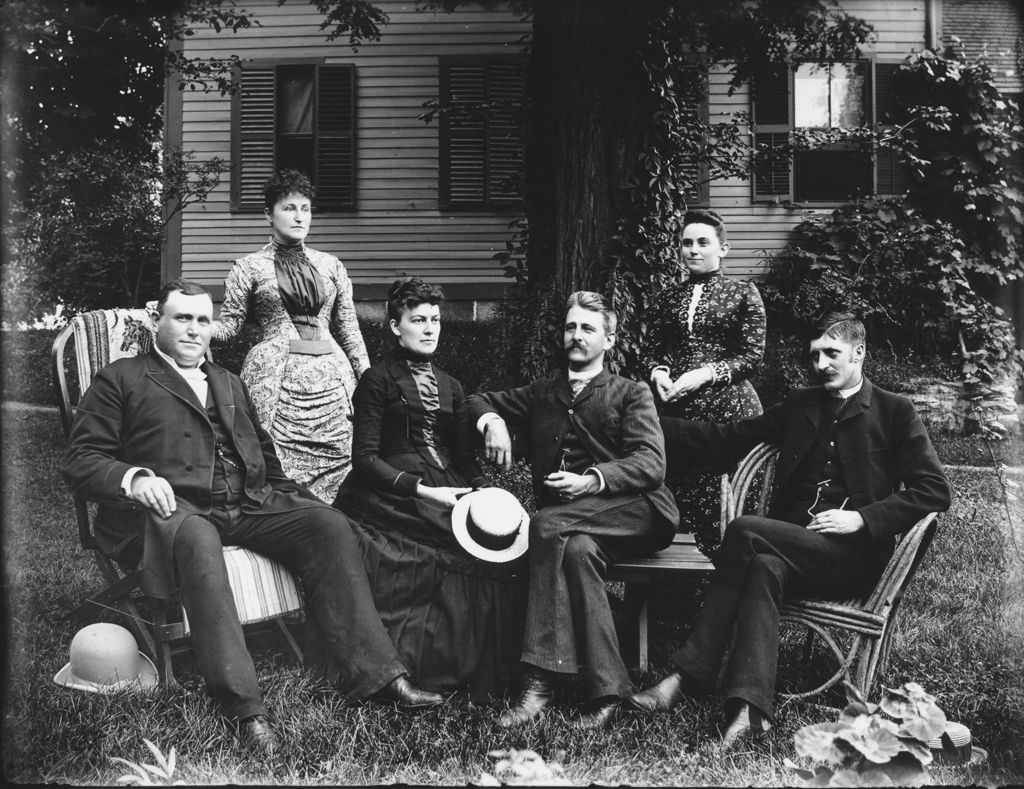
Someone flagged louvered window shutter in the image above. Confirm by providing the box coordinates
[679,63,710,207]
[440,57,524,208]
[232,67,276,210]
[486,61,524,205]
[752,68,792,201]
[442,61,487,206]
[317,64,356,209]
[874,63,910,196]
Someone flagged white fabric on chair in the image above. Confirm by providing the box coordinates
[183,546,303,634]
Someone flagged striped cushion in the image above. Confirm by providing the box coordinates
[183,546,304,634]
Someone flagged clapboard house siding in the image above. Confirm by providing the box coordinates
[169,0,952,297]
[172,0,527,296]
[702,0,929,279]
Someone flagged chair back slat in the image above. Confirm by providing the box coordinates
[863,512,937,613]
[52,309,157,550]
[721,442,780,534]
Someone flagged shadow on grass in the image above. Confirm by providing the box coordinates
[3,406,1023,785]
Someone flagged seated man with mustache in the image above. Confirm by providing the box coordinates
[628,310,951,747]
[467,291,679,730]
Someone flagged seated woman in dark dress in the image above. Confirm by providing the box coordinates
[333,278,525,699]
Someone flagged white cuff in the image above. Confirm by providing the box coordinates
[120,467,154,497]
[476,412,504,435]
[585,467,606,493]
[650,365,670,383]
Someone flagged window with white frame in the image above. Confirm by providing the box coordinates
[752,60,907,203]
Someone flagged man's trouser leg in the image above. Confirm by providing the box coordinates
[672,515,877,718]
[521,495,669,702]
[225,503,406,700]
[173,514,266,722]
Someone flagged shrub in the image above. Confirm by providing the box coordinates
[758,198,1021,385]
[3,318,516,409]
[1,318,965,411]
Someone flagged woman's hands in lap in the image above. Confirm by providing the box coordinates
[417,483,472,509]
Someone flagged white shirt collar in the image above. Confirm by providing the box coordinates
[153,344,207,378]
[835,378,863,400]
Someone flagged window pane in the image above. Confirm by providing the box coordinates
[831,62,865,126]
[794,149,872,201]
[794,63,830,127]
[278,66,313,135]
[277,138,314,182]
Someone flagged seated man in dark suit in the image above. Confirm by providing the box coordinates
[62,279,442,757]
[628,311,951,746]
[467,291,679,730]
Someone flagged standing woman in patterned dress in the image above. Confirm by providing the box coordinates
[640,208,766,559]
[212,169,370,503]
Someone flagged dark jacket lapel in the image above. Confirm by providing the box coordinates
[144,350,208,420]
[205,362,237,434]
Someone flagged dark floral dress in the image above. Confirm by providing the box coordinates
[640,269,766,559]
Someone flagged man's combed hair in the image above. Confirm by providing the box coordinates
[156,279,210,313]
[264,169,315,211]
[680,208,728,244]
[386,277,446,322]
[814,310,866,346]
[565,291,618,335]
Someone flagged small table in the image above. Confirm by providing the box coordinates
[609,533,714,669]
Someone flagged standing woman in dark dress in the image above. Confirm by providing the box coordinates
[640,209,766,559]
[334,278,525,699]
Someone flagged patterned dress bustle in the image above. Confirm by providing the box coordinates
[640,270,766,559]
[212,241,370,503]
[333,353,526,699]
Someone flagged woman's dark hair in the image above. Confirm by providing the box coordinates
[679,208,728,244]
[263,169,314,211]
[386,278,446,322]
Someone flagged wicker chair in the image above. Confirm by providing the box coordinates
[721,442,939,701]
[52,308,305,684]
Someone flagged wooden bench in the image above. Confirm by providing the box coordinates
[607,442,780,671]
[609,533,713,669]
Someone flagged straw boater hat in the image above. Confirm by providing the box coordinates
[451,488,530,563]
[54,623,158,693]
[927,721,988,767]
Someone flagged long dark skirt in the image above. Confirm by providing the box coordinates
[332,461,526,700]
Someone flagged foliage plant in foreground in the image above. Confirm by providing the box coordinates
[786,681,948,787]
[111,739,185,786]
[477,749,572,786]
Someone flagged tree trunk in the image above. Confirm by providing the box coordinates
[523,0,646,354]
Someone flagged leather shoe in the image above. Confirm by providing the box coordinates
[498,669,555,727]
[572,698,620,731]
[626,671,687,713]
[239,714,280,757]
[373,675,443,709]
[720,702,771,749]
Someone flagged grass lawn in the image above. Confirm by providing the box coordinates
[2,404,1023,785]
